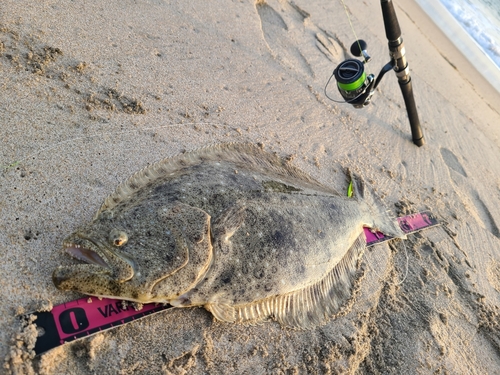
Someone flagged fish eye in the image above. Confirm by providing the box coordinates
[109,229,128,247]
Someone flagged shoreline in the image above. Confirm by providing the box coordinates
[414,0,500,94]
[397,0,500,146]
[406,0,500,99]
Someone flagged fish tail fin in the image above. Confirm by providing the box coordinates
[347,169,406,239]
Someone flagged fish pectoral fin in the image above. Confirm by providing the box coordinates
[205,302,237,322]
[159,202,211,245]
[211,203,246,241]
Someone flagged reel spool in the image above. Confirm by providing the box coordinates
[334,58,374,108]
[327,39,393,108]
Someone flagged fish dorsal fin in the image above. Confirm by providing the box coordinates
[206,233,366,329]
[95,143,339,218]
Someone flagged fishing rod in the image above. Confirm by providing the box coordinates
[326,0,424,147]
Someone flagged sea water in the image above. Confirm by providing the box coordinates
[439,0,500,68]
[415,0,500,93]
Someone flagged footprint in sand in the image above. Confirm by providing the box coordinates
[440,147,467,177]
[472,192,500,238]
[487,260,500,293]
[255,0,344,79]
[441,147,500,238]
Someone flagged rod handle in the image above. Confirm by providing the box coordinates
[398,78,424,146]
[381,0,402,41]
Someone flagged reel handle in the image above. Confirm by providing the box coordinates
[350,40,367,57]
[350,40,371,63]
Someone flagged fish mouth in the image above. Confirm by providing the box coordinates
[63,239,110,269]
[62,235,137,282]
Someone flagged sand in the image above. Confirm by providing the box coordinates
[1,0,500,373]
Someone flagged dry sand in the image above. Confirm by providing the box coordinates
[1,0,500,373]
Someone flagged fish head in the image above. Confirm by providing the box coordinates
[52,202,212,303]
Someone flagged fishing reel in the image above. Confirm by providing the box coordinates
[326,39,394,108]
[323,0,424,146]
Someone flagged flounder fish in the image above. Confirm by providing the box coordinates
[53,143,405,328]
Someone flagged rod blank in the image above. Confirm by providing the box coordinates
[380,0,425,146]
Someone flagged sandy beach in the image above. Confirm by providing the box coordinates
[2,0,500,373]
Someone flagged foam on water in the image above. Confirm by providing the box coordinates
[415,0,500,93]
[439,0,500,68]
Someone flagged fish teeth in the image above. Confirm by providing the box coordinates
[63,242,83,249]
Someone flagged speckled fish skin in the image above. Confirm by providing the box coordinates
[53,143,405,328]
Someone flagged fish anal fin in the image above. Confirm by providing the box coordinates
[218,233,366,329]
